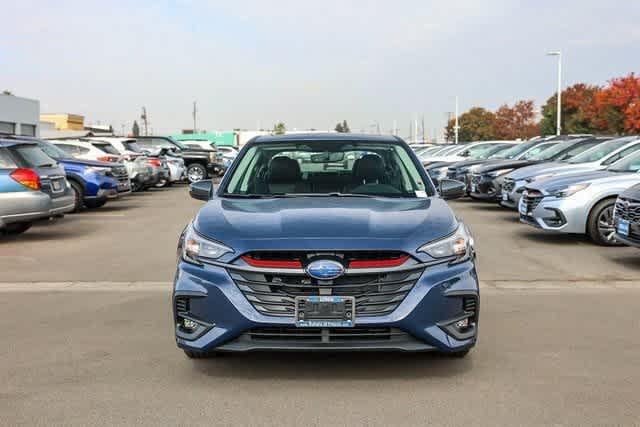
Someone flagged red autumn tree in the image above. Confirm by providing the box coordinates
[590,73,640,134]
[493,100,539,140]
[540,83,601,135]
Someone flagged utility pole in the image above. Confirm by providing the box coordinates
[141,107,149,136]
[392,120,397,136]
[192,101,198,134]
[547,51,562,135]
[454,96,460,144]
[421,116,425,142]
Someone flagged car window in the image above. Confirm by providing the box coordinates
[607,150,640,172]
[122,141,144,152]
[520,142,558,160]
[222,141,433,198]
[10,144,57,168]
[54,144,78,155]
[601,143,640,165]
[491,140,539,159]
[0,148,18,168]
[37,141,68,160]
[466,144,502,159]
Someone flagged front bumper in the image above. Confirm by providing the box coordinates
[173,258,479,353]
[469,174,504,201]
[499,180,527,209]
[518,195,587,234]
[168,163,186,182]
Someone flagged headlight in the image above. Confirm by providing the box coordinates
[487,168,514,178]
[417,223,474,261]
[181,223,233,265]
[84,166,110,176]
[548,183,590,198]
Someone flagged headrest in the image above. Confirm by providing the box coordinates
[353,154,384,182]
[269,156,301,183]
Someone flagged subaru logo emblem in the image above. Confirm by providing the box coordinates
[306,259,344,280]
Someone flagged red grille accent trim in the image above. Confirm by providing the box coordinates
[241,256,302,269]
[348,255,410,269]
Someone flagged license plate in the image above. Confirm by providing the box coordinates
[52,179,63,192]
[502,191,509,201]
[117,182,130,191]
[471,184,477,193]
[295,295,355,327]
[519,201,528,216]
[617,219,630,236]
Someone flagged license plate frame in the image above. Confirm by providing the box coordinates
[519,201,529,216]
[295,295,355,328]
[470,183,477,193]
[502,191,509,201]
[617,219,630,236]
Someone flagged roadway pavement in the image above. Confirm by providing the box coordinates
[1,185,639,426]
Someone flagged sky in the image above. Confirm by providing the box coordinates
[2,0,639,138]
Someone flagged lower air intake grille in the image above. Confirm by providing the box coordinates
[175,296,189,313]
[246,327,406,342]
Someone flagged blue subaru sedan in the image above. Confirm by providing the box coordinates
[173,134,479,358]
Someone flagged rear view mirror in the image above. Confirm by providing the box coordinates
[439,179,466,200]
[189,180,214,201]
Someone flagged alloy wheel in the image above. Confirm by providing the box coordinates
[187,165,205,183]
[597,205,616,242]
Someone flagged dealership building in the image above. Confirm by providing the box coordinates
[0,93,40,136]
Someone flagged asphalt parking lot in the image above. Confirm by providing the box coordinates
[2,186,640,426]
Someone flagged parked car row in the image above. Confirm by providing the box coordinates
[412,135,640,250]
[1,133,239,236]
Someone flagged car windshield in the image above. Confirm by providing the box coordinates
[489,140,539,159]
[519,142,559,160]
[568,137,638,163]
[91,142,121,155]
[37,141,68,160]
[606,150,640,173]
[466,143,507,159]
[478,144,514,159]
[531,140,583,161]
[122,141,145,153]
[221,141,434,198]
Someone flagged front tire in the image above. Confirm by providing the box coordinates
[186,163,207,183]
[587,198,623,246]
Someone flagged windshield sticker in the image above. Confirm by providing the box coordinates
[415,190,427,198]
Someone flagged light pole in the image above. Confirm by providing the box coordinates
[454,96,460,144]
[547,51,562,135]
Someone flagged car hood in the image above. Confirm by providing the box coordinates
[58,158,119,168]
[620,183,640,201]
[193,196,458,254]
[425,161,454,171]
[526,171,626,191]
[473,159,536,174]
[448,159,501,170]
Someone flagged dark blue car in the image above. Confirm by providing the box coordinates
[35,139,131,210]
[173,134,479,358]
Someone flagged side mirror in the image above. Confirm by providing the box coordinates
[439,179,466,200]
[189,180,214,201]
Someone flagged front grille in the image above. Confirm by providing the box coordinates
[615,198,640,222]
[246,327,407,342]
[502,178,515,192]
[108,166,129,181]
[522,189,544,211]
[231,255,421,318]
[470,174,481,184]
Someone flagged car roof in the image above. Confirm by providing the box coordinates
[0,134,40,147]
[252,133,403,144]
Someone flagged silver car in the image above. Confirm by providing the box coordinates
[519,150,640,245]
[501,136,640,209]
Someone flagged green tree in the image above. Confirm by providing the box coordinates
[445,107,496,141]
[132,120,140,137]
[273,122,286,134]
[540,83,600,135]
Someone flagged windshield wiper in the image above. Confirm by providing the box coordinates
[37,163,55,167]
